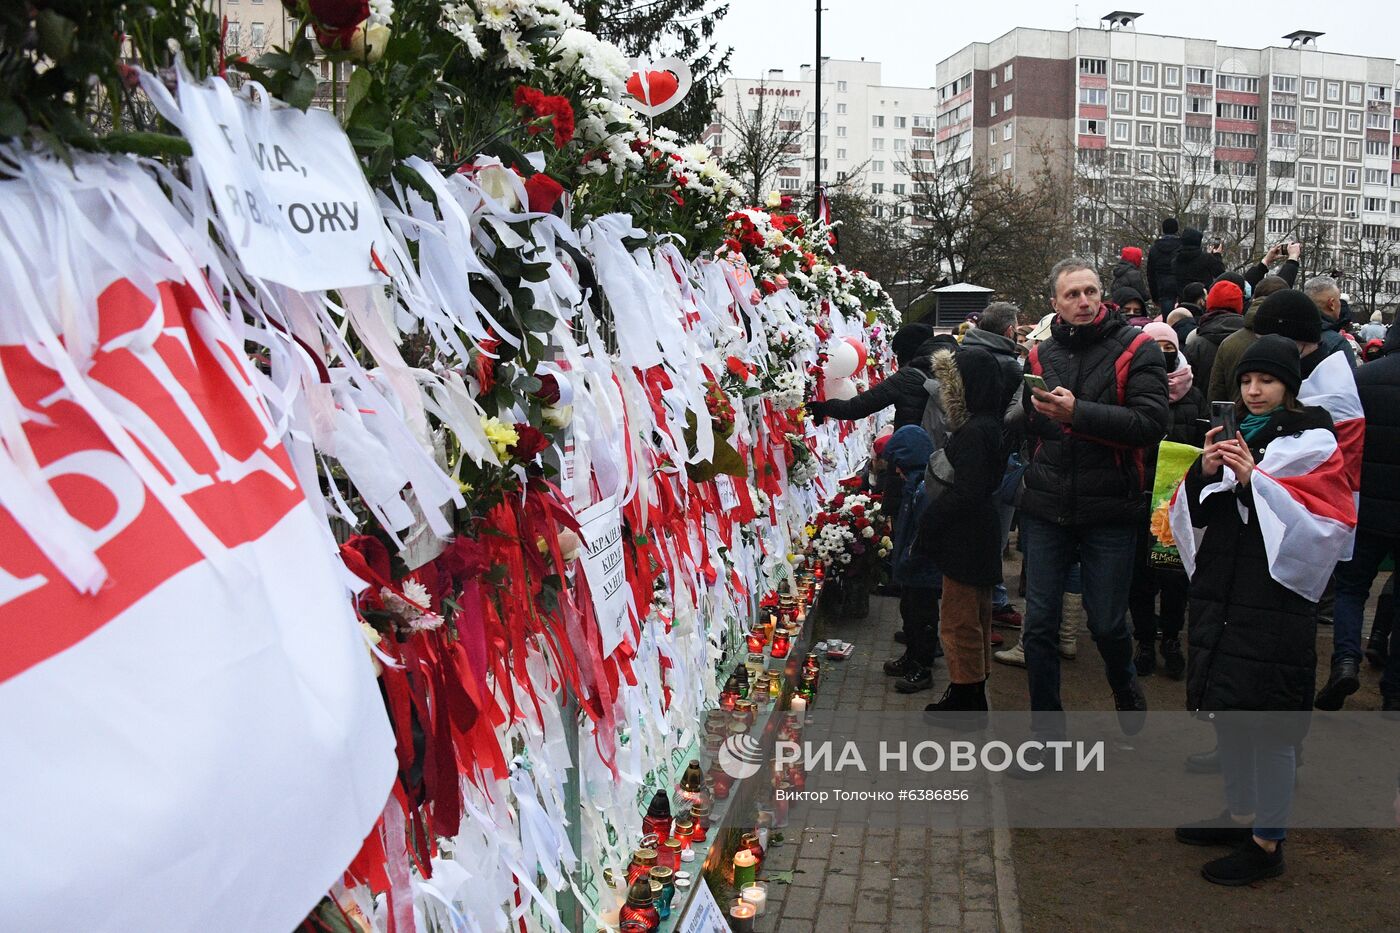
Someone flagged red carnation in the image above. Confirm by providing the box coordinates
[759,279,778,295]
[724,237,742,253]
[725,356,750,379]
[308,0,369,28]
[851,504,865,517]
[832,494,846,508]
[510,424,550,459]
[524,173,565,214]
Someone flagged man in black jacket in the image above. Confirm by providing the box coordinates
[1319,322,1400,715]
[1016,258,1169,751]
[1171,228,1226,292]
[806,323,944,432]
[1146,218,1182,312]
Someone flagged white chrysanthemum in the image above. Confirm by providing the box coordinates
[478,0,516,30]
[498,29,534,70]
[367,0,395,26]
[557,28,630,97]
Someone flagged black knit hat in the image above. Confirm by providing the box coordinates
[1162,217,1179,235]
[892,321,935,365]
[1182,227,1204,247]
[1235,334,1302,396]
[1253,289,1322,343]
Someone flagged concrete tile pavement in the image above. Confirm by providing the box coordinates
[757,594,1022,932]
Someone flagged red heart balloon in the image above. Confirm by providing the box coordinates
[627,70,681,107]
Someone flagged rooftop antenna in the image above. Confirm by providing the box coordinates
[1101,11,1142,30]
[1283,30,1324,49]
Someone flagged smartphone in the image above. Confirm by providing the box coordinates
[1023,373,1049,392]
[1210,401,1238,442]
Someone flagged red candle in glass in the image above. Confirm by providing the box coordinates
[690,803,710,843]
[673,817,695,850]
[620,880,660,931]
[746,631,765,653]
[770,631,792,659]
[711,771,732,799]
[641,790,673,844]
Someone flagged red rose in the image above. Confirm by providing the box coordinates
[832,494,846,508]
[850,504,865,516]
[759,279,778,295]
[524,173,565,214]
[534,373,561,405]
[667,189,685,207]
[308,0,369,28]
[509,424,550,459]
[313,22,359,50]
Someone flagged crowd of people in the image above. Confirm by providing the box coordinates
[807,220,1399,886]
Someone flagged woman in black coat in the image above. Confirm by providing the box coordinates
[916,347,1005,719]
[1168,336,1353,886]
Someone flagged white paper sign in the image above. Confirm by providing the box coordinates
[714,475,741,512]
[675,876,729,933]
[176,76,390,292]
[576,496,629,656]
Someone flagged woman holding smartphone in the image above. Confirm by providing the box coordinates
[1168,335,1355,885]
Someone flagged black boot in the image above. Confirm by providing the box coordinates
[1201,839,1285,886]
[884,652,916,676]
[923,681,989,730]
[1365,622,1389,669]
[894,665,934,693]
[1160,636,1186,680]
[1134,639,1157,677]
[1314,657,1360,711]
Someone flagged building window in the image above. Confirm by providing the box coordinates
[872,114,884,128]
[893,137,905,151]
[1216,74,1259,93]
[1345,195,1358,214]
[1272,75,1299,94]
[1162,124,1179,146]
[1321,194,1336,211]
[1081,87,1108,106]
[1139,63,1156,84]
[1366,168,1388,185]
[1110,90,1128,111]
[1216,103,1258,120]
[1139,93,1156,114]
[1365,197,1387,212]
[990,100,997,116]
[1138,122,1156,145]
[1301,164,1316,185]
[871,137,883,149]
[989,128,997,146]
[1324,165,1337,185]
[1163,95,1180,116]
[1324,137,1339,158]
[1270,190,1294,207]
[1080,57,1107,75]
[1347,83,1363,104]
[1188,95,1211,114]
[250,21,265,48]
[1303,78,1319,99]
[1346,111,1361,132]
[836,125,847,137]
[1271,133,1296,150]
[836,102,847,114]
[837,80,848,92]
[1004,64,1013,81]
[1368,111,1390,129]
[893,183,906,195]
[894,115,906,128]
[1368,84,1391,102]
[1186,66,1211,85]
[1002,152,1013,170]
[991,72,998,88]
[871,183,884,195]
[912,114,932,128]
[1346,168,1360,186]
[1368,139,1390,156]
[872,159,884,172]
[836,148,847,159]
[1113,61,1133,82]
[778,176,800,191]
[1184,125,1210,144]
[1270,103,1297,121]
[1003,122,1013,141]
[1164,65,1180,86]
[1137,152,1154,172]
[1215,131,1258,149]
[837,171,847,182]
[1346,139,1360,160]
[1302,108,1318,128]
[1003,93,1013,110]
[1111,120,1129,141]
[1079,118,1107,136]
[1301,192,1315,210]
[1324,110,1340,130]
[1325,81,1341,102]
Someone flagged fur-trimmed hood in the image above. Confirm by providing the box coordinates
[932,347,1004,432]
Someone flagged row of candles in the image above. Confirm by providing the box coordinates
[600,571,821,932]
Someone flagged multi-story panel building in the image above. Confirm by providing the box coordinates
[709,59,938,224]
[208,1,351,105]
[936,15,1400,304]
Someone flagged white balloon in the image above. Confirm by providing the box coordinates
[824,376,857,400]
[825,340,859,380]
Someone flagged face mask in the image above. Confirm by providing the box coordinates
[1163,350,1179,371]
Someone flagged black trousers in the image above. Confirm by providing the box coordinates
[1129,525,1186,643]
[901,585,941,666]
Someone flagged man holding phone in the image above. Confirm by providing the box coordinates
[1014,258,1170,764]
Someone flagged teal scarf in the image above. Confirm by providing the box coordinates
[1240,407,1282,442]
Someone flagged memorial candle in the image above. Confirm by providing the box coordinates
[732,849,757,889]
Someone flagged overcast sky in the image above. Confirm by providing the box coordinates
[711,1,1400,88]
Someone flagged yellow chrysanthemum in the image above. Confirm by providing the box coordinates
[482,416,519,460]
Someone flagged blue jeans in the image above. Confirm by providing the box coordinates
[1216,721,1295,842]
[1021,515,1138,738]
[993,499,1015,609]
[1334,530,1400,697]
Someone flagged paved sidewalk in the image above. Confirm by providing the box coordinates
[759,594,1021,932]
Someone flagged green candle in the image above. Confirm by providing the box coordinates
[732,849,757,889]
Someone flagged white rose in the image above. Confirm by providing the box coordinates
[476,164,521,211]
[862,526,875,538]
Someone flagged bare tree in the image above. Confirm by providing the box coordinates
[821,182,921,308]
[900,143,1072,315]
[1343,237,1400,319]
[717,80,810,204]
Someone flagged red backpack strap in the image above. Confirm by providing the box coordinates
[1028,343,1044,376]
[1114,331,1154,404]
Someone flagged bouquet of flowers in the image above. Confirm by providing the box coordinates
[805,488,891,580]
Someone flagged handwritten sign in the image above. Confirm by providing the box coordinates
[714,475,741,512]
[675,876,729,933]
[576,496,629,656]
[175,75,390,292]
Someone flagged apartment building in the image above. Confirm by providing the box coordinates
[709,59,938,224]
[208,1,349,103]
[935,14,1400,299]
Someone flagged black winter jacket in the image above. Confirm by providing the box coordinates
[1183,406,1335,725]
[1171,242,1225,292]
[1110,261,1149,301]
[1184,309,1245,391]
[1356,325,1400,537]
[1146,234,1182,304]
[1242,258,1299,290]
[960,327,1024,450]
[919,348,1006,586]
[815,337,945,430]
[1020,311,1170,525]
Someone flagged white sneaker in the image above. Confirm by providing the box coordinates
[1060,594,1081,659]
[994,639,1027,667]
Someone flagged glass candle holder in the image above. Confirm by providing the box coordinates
[649,866,675,920]
[769,631,791,659]
[740,881,769,917]
[660,839,683,871]
[728,901,756,933]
